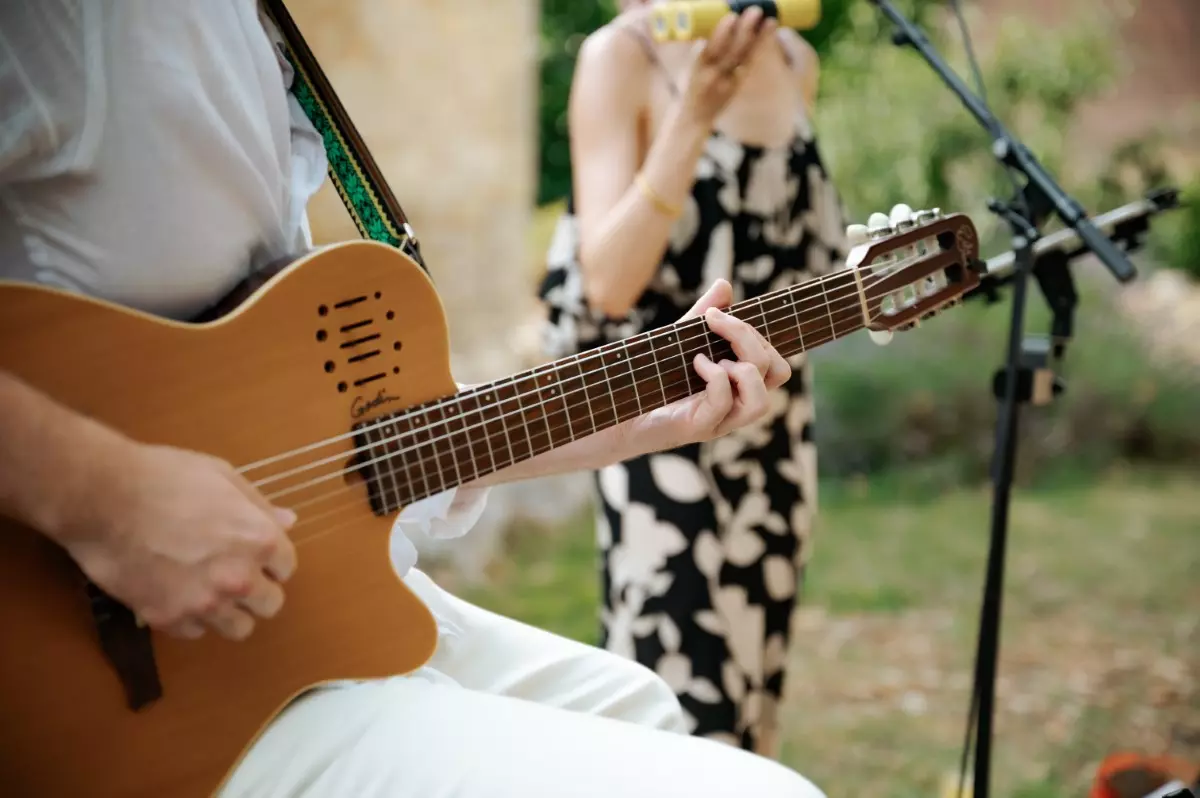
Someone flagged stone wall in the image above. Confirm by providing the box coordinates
[286,0,593,578]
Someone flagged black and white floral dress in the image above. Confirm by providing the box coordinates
[537,32,848,756]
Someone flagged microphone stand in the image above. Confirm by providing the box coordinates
[863,3,1141,797]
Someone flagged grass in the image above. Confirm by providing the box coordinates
[442,468,1200,797]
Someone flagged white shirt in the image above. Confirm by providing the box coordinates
[0,0,486,578]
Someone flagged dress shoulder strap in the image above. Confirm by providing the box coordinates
[613,21,682,97]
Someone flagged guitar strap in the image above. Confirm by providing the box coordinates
[260,0,429,273]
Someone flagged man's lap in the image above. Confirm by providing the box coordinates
[219,570,826,798]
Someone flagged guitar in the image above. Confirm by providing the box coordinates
[0,207,980,797]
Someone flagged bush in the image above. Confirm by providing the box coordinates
[805,0,1200,486]
[809,282,1200,487]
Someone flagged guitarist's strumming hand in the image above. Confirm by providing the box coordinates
[619,277,791,449]
[64,443,300,642]
[0,370,297,642]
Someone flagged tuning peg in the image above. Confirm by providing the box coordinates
[846,223,869,246]
[867,212,892,239]
[889,204,914,229]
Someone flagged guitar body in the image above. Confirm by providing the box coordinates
[0,241,451,797]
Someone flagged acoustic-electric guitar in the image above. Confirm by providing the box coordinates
[0,208,979,797]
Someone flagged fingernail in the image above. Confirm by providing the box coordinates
[274,507,298,527]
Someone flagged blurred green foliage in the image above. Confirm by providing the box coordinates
[802,1,1200,484]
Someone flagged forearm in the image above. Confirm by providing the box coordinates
[0,371,124,540]
[467,424,623,488]
[580,107,711,316]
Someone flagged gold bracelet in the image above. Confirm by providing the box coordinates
[634,173,683,219]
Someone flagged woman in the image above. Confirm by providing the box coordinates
[537,3,848,757]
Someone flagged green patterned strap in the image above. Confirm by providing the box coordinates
[261,0,428,272]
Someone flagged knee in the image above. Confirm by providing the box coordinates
[740,759,827,798]
[613,659,688,734]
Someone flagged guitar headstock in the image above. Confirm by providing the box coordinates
[844,204,982,344]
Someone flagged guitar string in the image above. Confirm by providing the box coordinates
[251,270,875,494]
[284,295,877,547]
[276,269,930,536]
[233,250,902,477]
[248,255,923,498]
[257,263,900,502]
[259,254,942,506]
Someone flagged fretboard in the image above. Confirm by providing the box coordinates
[356,270,868,512]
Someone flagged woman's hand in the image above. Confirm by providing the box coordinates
[677,8,778,127]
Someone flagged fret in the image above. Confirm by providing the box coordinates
[582,357,619,432]
[497,379,533,467]
[474,387,502,476]
[448,392,482,484]
[418,405,453,498]
[757,292,793,357]
[642,332,669,407]
[408,408,432,500]
[525,374,554,457]
[620,340,643,416]
[553,362,576,443]
[601,349,622,422]
[451,391,480,480]
[623,334,663,411]
[377,416,404,510]
[556,357,588,441]
[788,285,806,354]
[518,374,547,457]
[533,368,558,456]
[363,421,388,511]
[536,363,573,451]
[486,383,516,474]
[820,279,837,345]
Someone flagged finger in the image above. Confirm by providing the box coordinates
[681,278,733,320]
[239,575,286,620]
[715,8,768,72]
[205,602,256,642]
[704,307,770,378]
[224,472,300,583]
[692,353,732,432]
[226,466,299,531]
[699,13,741,63]
[750,325,792,389]
[717,361,770,435]
[164,619,206,640]
[262,532,298,584]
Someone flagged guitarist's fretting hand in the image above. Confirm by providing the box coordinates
[621,278,791,447]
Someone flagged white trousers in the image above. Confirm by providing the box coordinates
[221,570,825,798]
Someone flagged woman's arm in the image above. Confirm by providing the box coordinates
[778,28,820,114]
[569,26,707,318]
[572,11,777,318]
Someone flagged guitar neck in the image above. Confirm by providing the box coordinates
[360,271,867,509]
